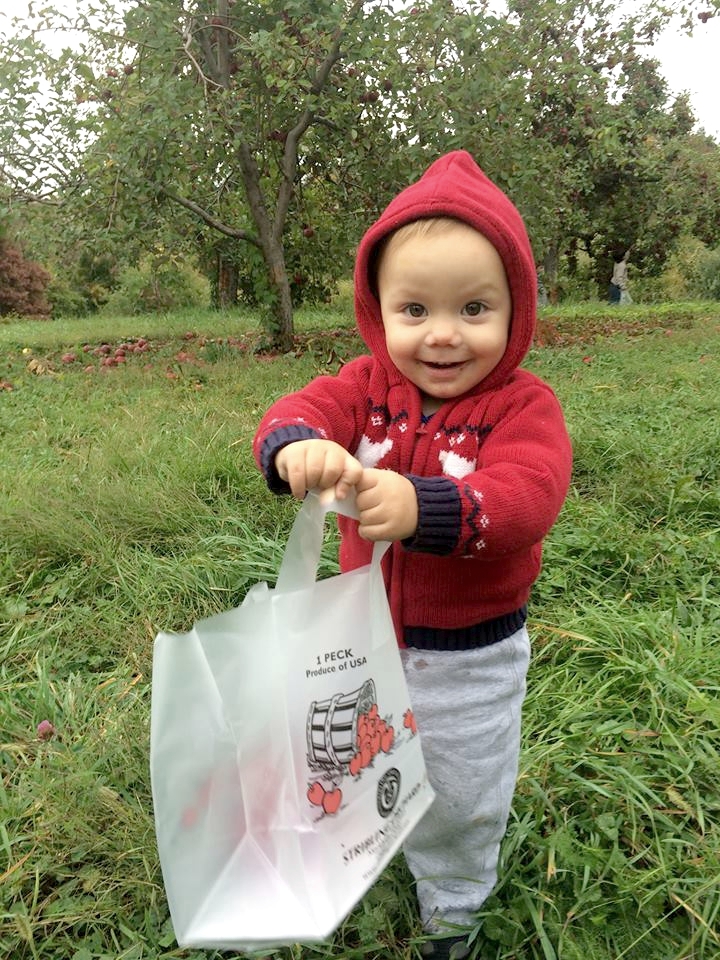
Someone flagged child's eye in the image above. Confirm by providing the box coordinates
[405,303,426,319]
[463,301,486,317]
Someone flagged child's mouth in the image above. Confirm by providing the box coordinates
[424,361,464,370]
[420,360,468,382]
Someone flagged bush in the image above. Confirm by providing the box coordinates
[101,255,210,315]
[697,246,720,300]
[46,272,91,318]
[0,241,51,317]
[627,235,720,303]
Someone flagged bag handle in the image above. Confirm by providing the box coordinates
[276,489,388,593]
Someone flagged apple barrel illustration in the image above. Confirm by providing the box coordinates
[306,679,377,770]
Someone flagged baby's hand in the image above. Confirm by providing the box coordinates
[356,469,418,541]
[275,440,363,501]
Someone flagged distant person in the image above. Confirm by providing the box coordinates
[609,249,631,304]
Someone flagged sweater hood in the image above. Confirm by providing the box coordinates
[354,150,537,394]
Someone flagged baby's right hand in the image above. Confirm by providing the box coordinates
[275,440,363,501]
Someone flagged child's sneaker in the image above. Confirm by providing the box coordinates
[420,934,471,960]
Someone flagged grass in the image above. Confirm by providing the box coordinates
[1,301,719,959]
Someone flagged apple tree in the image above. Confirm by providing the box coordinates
[384,0,720,299]
[2,0,719,325]
[474,0,709,296]
[0,0,413,348]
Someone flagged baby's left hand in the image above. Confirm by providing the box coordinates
[355,469,418,542]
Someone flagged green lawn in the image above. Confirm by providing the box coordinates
[1,303,719,959]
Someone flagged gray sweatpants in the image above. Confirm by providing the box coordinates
[401,627,531,930]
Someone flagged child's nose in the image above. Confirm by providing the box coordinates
[425,317,461,346]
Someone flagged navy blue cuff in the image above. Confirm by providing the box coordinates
[261,425,322,494]
[405,607,527,650]
[403,475,461,555]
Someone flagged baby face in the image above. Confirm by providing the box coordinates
[377,221,511,413]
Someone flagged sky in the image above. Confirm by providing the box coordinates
[1,1,719,141]
[652,13,720,140]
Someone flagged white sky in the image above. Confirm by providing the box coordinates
[652,14,720,140]
[1,1,718,141]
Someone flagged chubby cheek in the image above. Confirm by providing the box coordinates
[383,326,417,366]
[486,331,509,361]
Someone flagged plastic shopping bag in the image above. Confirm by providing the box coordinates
[150,491,434,950]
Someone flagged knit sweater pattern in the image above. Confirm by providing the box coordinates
[254,151,572,646]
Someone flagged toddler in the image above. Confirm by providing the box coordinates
[254,151,572,959]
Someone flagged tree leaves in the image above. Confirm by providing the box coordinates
[1,0,719,332]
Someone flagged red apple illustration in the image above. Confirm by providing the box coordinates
[307,781,325,806]
[322,788,342,815]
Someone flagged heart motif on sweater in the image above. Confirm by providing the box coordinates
[439,449,476,479]
[355,434,393,468]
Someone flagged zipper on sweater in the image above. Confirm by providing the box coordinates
[415,409,434,437]
[410,413,440,471]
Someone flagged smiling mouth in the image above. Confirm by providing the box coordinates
[423,360,465,369]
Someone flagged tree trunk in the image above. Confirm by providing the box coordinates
[265,241,295,352]
[566,240,578,277]
[595,254,613,300]
[234,144,295,351]
[226,261,238,306]
[543,246,559,304]
[215,254,238,308]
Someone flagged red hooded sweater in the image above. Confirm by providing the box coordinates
[254,151,572,649]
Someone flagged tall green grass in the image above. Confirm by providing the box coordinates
[1,304,719,959]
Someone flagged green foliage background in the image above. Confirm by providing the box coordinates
[2,0,720,336]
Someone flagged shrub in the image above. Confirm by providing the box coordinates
[46,272,91,318]
[629,235,720,303]
[697,246,720,300]
[0,240,51,317]
[101,255,210,315]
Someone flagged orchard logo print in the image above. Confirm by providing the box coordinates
[305,678,418,818]
[377,768,401,818]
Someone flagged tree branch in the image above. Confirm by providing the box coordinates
[183,18,222,93]
[160,186,260,245]
[215,0,231,85]
[235,142,274,247]
[273,0,366,242]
